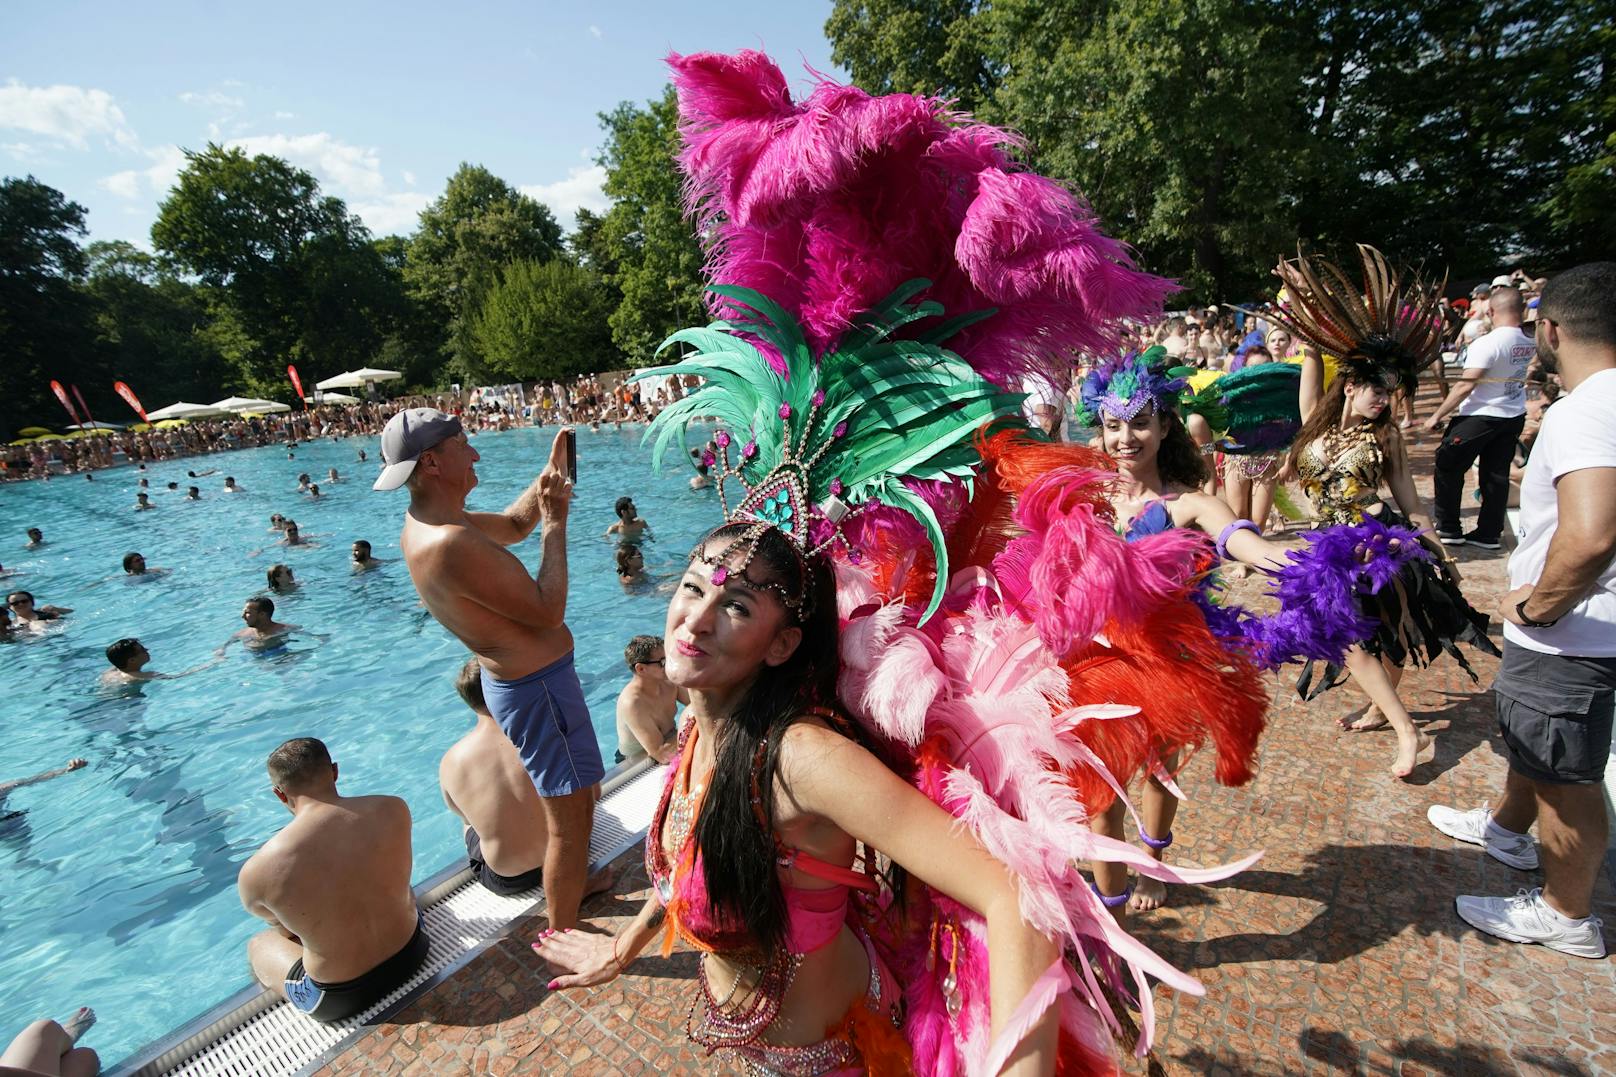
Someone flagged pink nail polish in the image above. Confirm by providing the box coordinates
[547,979,559,990]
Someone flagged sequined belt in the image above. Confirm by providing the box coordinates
[698,931,901,1076]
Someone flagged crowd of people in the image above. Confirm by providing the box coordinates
[1,372,705,485]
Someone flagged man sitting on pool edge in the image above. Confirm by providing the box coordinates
[439,657,549,896]
[238,737,427,1023]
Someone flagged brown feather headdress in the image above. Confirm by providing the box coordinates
[1269,244,1448,394]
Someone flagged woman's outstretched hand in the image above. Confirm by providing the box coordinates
[533,927,621,990]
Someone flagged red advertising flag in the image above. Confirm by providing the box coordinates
[49,380,84,427]
[287,364,306,408]
[113,381,150,423]
[71,384,96,427]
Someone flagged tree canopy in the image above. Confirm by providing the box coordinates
[471,259,616,381]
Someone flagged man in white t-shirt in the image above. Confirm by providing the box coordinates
[1423,285,1534,548]
[1426,261,1616,960]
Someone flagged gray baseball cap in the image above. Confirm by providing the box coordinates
[373,408,463,490]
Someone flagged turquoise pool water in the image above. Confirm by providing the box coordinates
[0,424,715,1065]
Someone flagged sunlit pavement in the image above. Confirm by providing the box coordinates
[313,397,1614,1076]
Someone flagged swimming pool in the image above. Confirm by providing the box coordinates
[0,423,717,1065]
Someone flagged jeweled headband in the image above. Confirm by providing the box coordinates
[1077,347,1188,425]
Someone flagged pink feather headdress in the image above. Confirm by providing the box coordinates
[667,50,1175,390]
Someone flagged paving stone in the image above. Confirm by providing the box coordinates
[316,417,1612,1073]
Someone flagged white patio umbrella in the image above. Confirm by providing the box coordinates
[314,371,365,389]
[211,396,289,412]
[348,367,401,382]
[65,421,124,430]
[145,401,231,420]
[305,392,360,405]
[239,401,292,414]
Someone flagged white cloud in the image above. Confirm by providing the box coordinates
[351,191,432,236]
[100,144,188,200]
[2,140,45,162]
[274,110,295,120]
[588,24,603,38]
[230,131,389,197]
[402,169,417,186]
[520,164,609,231]
[0,80,139,150]
[179,90,245,111]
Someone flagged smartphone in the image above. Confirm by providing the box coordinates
[563,429,577,483]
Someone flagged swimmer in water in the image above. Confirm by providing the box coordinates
[121,552,170,579]
[1,757,88,818]
[24,528,44,548]
[224,477,243,493]
[134,492,154,511]
[297,473,312,493]
[99,637,214,683]
[603,497,652,544]
[308,484,321,499]
[189,468,218,478]
[226,596,301,651]
[8,591,71,624]
[269,513,287,532]
[615,543,646,587]
[280,521,314,547]
[350,541,387,572]
[267,564,298,593]
[327,468,341,483]
[186,486,201,500]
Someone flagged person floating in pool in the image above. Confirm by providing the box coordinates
[615,543,646,587]
[350,540,387,572]
[8,591,71,625]
[186,486,201,500]
[296,473,312,492]
[266,564,297,594]
[238,738,428,1024]
[121,552,170,579]
[1,757,87,821]
[188,468,218,479]
[133,492,154,511]
[100,638,161,684]
[24,527,45,548]
[224,476,243,493]
[604,496,652,544]
[613,634,682,765]
[279,521,315,547]
[381,410,607,931]
[308,484,321,499]
[327,467,341,484]
[440,657,553,898]
[227,597,300,651]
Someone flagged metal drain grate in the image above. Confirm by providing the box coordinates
[110,760,664,1077]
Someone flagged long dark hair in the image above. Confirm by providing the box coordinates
[1154,406,1212,490]
[1285,375,1400,477]
[690,522,840,956]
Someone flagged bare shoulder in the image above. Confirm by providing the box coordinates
[776,715,864,783]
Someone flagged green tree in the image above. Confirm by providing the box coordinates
[826,0,1613,296]
[0,176,105,436]
[592,89,708,363]
[404,164,566,379]
[471,259,618,381]
[82,240,230,408]
[152,144,401,395]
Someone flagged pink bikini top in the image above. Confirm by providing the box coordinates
[646,715,879,957]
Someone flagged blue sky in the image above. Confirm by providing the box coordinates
[2,1,844,245]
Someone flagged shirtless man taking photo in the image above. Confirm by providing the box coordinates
[378,409,605,930]
[238,738,426,1022]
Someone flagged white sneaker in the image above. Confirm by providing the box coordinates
[1456,888,1606,959]
[1426,803,1539,870]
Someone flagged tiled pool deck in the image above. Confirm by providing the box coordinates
[313,432,1615,1076]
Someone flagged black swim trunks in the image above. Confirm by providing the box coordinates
[284,914,429,1022]
[465,826,543,897]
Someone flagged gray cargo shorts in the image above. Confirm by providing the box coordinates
[1495,640,1616,785]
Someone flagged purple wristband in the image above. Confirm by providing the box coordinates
[1216,519,1259,560]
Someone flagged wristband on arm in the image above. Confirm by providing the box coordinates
[1216,520,1260,561]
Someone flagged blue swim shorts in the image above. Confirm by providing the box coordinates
[480,651,605,797]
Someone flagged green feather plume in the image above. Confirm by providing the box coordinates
[632,279,1024,622]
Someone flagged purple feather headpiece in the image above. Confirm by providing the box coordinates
[1077,347,1186,424]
